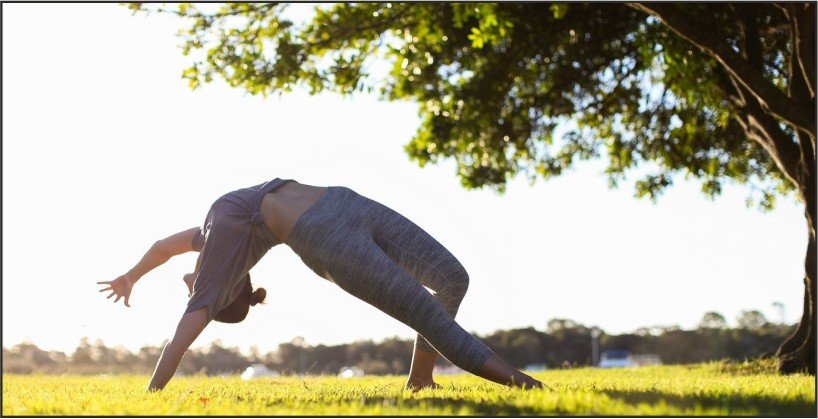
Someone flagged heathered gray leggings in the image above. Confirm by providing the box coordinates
[285,186,495,374]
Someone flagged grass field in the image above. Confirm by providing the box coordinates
[3,363,815,416]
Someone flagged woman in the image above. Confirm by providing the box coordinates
[98,178,543,391]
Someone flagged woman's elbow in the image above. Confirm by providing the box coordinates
[151,240,171,258]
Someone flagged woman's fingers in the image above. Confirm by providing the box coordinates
[99,276,135,306]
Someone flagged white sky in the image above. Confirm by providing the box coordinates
[2,3,809,355]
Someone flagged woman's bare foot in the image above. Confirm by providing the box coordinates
[406,347,441,391]
[405,376,441,391]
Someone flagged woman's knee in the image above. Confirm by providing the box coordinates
[443,267,470,300]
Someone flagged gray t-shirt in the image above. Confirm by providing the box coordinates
[187,178,294,322]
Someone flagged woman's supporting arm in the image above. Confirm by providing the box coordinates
[127,227,201,283]
[146,307,210,391]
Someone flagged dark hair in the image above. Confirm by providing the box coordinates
[214,273,266,323]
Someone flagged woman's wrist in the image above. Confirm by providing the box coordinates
[125,269,143,283]
[128,243,171,284]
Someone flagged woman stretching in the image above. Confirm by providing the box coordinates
[98,178,543,391]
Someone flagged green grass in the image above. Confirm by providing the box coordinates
[3,363,815,416]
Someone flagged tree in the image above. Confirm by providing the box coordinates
[737,310,770,331]
[698,311,729,330]
[70,337,93,365]
[127,2,816,374]
[547,318,580,334]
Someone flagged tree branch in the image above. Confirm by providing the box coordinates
[783,3,818,163]
[628,2,816,137]
[719,70,802,185]
[304,5,411,52]
[737,7,763,68]
[786,3,816,98]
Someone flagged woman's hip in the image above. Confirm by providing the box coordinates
[286,186,374,257]
[287,187,460,285]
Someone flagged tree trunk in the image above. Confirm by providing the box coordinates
[777,148,816,374]
[776,3,817,375]
[778,230,816,374]
[777,281,809,355]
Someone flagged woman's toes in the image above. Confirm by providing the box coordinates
[405,379,440,392]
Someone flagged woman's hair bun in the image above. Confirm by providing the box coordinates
[250,287,267,306]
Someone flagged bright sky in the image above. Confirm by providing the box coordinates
[3,4,809,355]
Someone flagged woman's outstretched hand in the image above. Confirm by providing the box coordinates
[97,273,135,307]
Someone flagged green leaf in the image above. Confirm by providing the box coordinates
[550,4,568,19]
[467,27,484,48]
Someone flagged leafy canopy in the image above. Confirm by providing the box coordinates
[128,2,795,209]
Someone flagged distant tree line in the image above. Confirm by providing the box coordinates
[3,311,792,376]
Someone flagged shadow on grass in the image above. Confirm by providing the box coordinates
[602,389,815,416]
[359,390,815,416]
[357,395,542,416]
